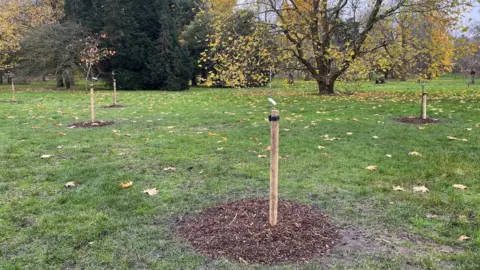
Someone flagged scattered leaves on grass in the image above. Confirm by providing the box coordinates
[120,181,133,188]
[40,155,53,159]
[392,185,405,191]
[143,188,159,196]
[164,167,177,171]
[366,165,377,171]
[264,145,271,152]
[413,185,429,193]
[457,235,470,241]
[453,184,468,190]
[64,181,77,188]
[426,213,438,219]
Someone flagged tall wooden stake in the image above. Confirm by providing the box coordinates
[113,78,117,106]
[421,84,427,120]
[90,83,96,122]
[11,78,16,102]
[269,109,280,226]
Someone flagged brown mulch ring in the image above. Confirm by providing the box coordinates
[393,117,440,125]
[177,199,339,265]
[68,121,115,128]
[102,104,126,108]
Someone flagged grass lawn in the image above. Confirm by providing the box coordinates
[1,77,479,269]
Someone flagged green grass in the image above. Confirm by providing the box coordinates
[1,77,479,269]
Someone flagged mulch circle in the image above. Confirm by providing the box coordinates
[102,104,126,109]
[177,199,340,265]
[393,117,440,125]
[68,121,115,128]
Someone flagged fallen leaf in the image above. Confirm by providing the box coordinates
[217,147,223,151]
[413,185,429,193]
[460,138,468,142]
[426,213,438,219]
[385,154,392,158]
[58,132,67,136]
[32,126,41,129]
[457,235,470,241]
[143,188,159,196]
[408,151,422,157]
[466,128,472,131]
[258,155,268,158]
[120,181,133,188]
[264,145,271,152]
[57,146,64,149]
[346,132,353,135]
[453,184,468,190]
[64,181,76,188]
[41,155,53,159]
[318,145,325,150]
[372,136,379,139]
[392,185,405,191]
[167,126,175,129]
[143,137,149,141]
[366,165,377,171]
[163,167,176,171]
[418,126,426,130]
[208,132,218,136]
[447,136,458,140]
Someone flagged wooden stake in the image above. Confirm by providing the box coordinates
[90,83,95,123]
[421,86,427,120]
[113,78,117,106]
[269,109,280,226]
[11,78,16,102]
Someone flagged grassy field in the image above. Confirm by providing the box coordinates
[1,77,479,269]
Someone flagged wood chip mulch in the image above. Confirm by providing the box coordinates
[393,117,440,125]
[68,121,115,128]
[177,199,339,265]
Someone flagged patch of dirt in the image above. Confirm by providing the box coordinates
[393,117,440,125]
[68,121,115,128]
[102,104,126,108]
[177,199,339,265]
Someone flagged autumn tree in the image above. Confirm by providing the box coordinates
[0,0,64,83]
[259,0,474,94]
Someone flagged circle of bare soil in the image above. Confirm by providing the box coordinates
[177,199,340,265]
[102,104,126,109]
[68,121,115,128]
[393,117,440,125]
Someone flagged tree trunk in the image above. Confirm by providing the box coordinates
[317,79,335,95]
[191,75,197,86]
[56,73,64,88]
[42,75,46,81]
[471,74,475,84]
[90,83,96,123]
[0,70,3,84]
[287,73,294,84]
